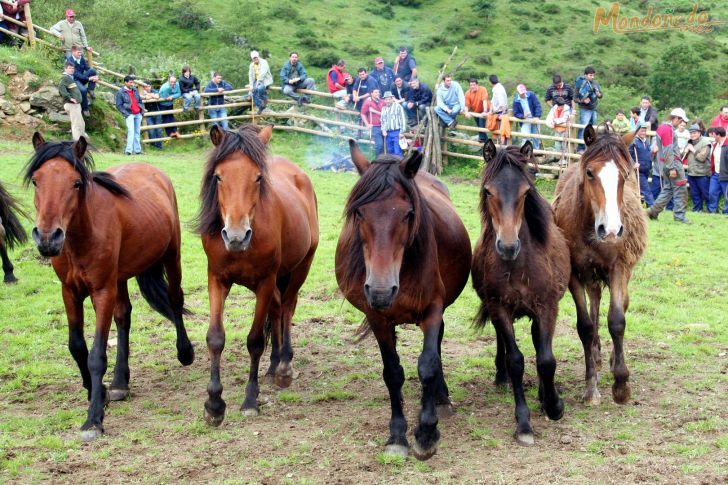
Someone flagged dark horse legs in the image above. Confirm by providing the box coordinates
[1,244,18,284]
[531,311,564,421]
[412,309,444,460]
[608,268,631,404]
[570,274,602,405]
[434,320,454,417]
[109,282,132,401]
[204,276,231,426]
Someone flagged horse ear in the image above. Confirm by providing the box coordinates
[32,131,45,150]
[348,139,370,175]
[623,127,637,147]
[257,124,273,145]
[210,125,225,146]
[520,141,533,160]
[402,150,423,179]
[584,124,597,146]
[72,136,88,161]
[482,139,497,163]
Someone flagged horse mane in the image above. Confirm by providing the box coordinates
[480,146,550,246]
[195,125,270,235]
[338,155,432,299]
[0,181,28,249]
[581,128,633,178]
[22,140,129,197]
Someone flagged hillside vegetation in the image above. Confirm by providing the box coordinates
[25,0,728,121]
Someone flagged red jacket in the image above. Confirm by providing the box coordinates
[327,65,347,93]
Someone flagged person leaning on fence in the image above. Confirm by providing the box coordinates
[140,82,163,150]
[248,50,273,115]
[575,66,602,152]
[545,96,571,164]
[463,78,490,143]
[707,127,728,214]
[0,0,30,46]
[158,75,181,138]
[66,45,98,117]
[179,65,201,112]
[629,123,655,208]
[434,74,465,129]
[544,74,575,110]
[512,84,542,149]
[58,61,88,142]
[115,75,144,156]
[404,78,432,128]
[205,72,233,130]
[50,9,92,55]
[684,124,712,212]
[326,59,350,109]
[360,88,385,156]
[280,51,315,106]
[380,91,407,157]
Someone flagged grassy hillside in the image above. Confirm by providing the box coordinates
[25,0,728,121]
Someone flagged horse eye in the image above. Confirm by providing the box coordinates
[214,174,222,183]
[255,174,262,183]
[31,178,37,187]
[73,179,83,189]
[483,188,491,197]
[403,209,414,222]
[586,169,594,180]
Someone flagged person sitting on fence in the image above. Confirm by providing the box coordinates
[115,75,144,156]
[463,78,490,143]
[371,56,395,96]
[392,46,417,82]
[512,83,542,149]
[280,51,315,106]
[405,78,432,128]
[629,123,655,208]
[140,82,163,150]
[57,61,88,142]
[545,96,572,164]
[380,91,407,157]
[0,0,30,46]
[326,59,350,109]
[158,75,181,139]
[629,106,641,131]
[684,123,712,212]
[66,45,98,117]
[248,50,273,115]
[390,76,408,106]
[50,9,92,55]
[611,109,631,135]
[360,88,384,156]
[435,74,465,129]
[352,67,378,113]
[205,71,233,130]
[179,65,201,112]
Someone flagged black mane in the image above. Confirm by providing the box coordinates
[195,125,270,235]
[0,181,28,249]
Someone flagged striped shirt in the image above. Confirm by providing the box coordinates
[380,103,407,132]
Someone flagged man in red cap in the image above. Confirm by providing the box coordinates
[370,56,394,96]
[50,9,92,55]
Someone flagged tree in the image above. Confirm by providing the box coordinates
[648,48,712,114]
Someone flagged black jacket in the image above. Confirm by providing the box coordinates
[178,74,200,94]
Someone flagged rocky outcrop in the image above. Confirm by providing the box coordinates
[0,64,56,130]
[29,86,64,112]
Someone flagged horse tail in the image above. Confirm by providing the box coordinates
[0,183,28,250]
[353,317,373,343]
[473,301,491,329]
[136,261,190,322]
[263,315,272,351]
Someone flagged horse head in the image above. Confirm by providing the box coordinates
[26,132,91,257]
[481,140,548,261]
[205,124,272,252]
[346,140,425,310]
[580,124,635,242]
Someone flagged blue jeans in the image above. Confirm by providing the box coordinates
[577,108,597,151]
[434,104,461,126]
[125,113,142,154]
[687,175,710,212]
[282,78,316,101]
[371,126,384,157]
[182,91,200,110]
[251,81,268,109]
[638,172,654,207]
[384,130,402,156]
[161,113,177,136]
[519,120,541,150]
[473,116,487,142]
[209,107,229,130]
[707,173,728,214]
[145,113,163,148]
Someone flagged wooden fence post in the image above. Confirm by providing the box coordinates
[22,3,35,46]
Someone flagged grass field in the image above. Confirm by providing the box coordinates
[0,133,726,483]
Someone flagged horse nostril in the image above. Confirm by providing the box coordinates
[221,228,229,243]
[597,224,607,239]
[364,284,371,297]
[242,228,253,244]
[31,227,41,244]
[390,285,398,298]
[51,228,64,243]
[617,225,624,238]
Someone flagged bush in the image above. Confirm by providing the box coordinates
[171,1,214,31]
[306,50,339,69]
[649,47,712,112]
[542,4,560,14]
[268,4,300,21]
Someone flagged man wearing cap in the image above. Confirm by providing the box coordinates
[360,89,385,156]
[647,108,690,223]
[684,124,712,212]
[280,51,315,106]
[434,74,465,129]
[115,75,145,155]
[58,61,88,142]
[371,57,395,95]
[463,79,490,143]
[50,9,92,55]
[380,91,407,156]
[512,83,543,149]
[393,46,417,82]
[248,50,273,115]
[628,123,655,208]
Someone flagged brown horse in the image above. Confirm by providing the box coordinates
[0,180,28,283]
[335,141,472,460]
[553,124,647,405]
[24,133,194,441]
[471,141,570,445]
[196,124,319,425]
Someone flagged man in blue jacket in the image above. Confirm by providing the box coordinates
[629,123,655,208]
[405,78,432,128]
[204,72,233,130]
[512,84,543,149]
[280,52,315,106]
[66,45,98,116]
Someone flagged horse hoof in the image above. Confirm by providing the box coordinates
[3,275,18,284]
[263,373,275,385]
[203,409,225,427]
[274,374,293,389]
[241,407,260,417]
[411,440,437,461]
[108,388,129,401]
[544,398,565,421]
[612,382,631,404]
[515,432,535,446]
[583,389,602,406]
[177,344,195,366]
[80,426,103,442]
[384,444,409,458]
[436,402,455,419]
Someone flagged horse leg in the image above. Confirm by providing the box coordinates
[434,319,454,418]
[413,305,445,460]
[493,320,509,387]
[586,283,603,371]
[204,275,231,427]
[62,286,91,398]
[608,269,631,404]
[80,285,117,442]
[241,275,276,416]
[0,244,18,284]
[263,284,283,385]
[109,282,132,401]
[570,274,601,405]
[531,307,564,421]
[371,318,408,458]
[164,249,194,366]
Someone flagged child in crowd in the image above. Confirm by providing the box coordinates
[545,96,572,163]
[611,109,631,134]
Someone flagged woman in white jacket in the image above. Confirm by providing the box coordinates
[545,96,572,163]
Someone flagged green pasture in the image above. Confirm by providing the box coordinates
[0,133,726,482]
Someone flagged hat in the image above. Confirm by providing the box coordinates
[688,124,701,132]
[383,91,393,98]
[670,108,689,122]
[250,50,259,59]
[516,84,527,95]
[637,122,648,130]
[374,56,384,64]
[65,9,75,16]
